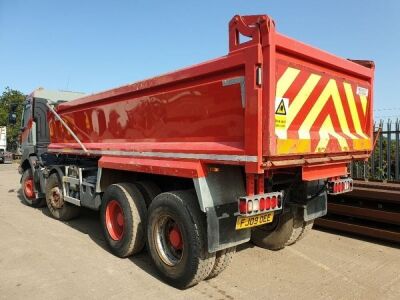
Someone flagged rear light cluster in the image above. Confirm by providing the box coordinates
[238,192,283,215]
[328,178,353,195]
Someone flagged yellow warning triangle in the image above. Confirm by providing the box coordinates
[275,99,286,115]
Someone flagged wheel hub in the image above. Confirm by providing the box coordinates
[168,225,183,250]
[24,177,35,199]
[105,200,125,241]
[153,215,184,266]
[50,187,64,209]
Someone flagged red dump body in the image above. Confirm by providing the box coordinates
[48,15,374,179]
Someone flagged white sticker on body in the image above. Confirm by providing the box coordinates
[356,86,369,97]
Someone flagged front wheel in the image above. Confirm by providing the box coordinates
[21,168,45,207]
[147,191,215,289]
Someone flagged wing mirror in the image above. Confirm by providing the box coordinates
[8,104,18,125]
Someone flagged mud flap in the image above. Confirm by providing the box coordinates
[303,192,327,222]
[206,203,251,253]
[193,165,250,253]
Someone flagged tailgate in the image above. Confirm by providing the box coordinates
[271,35,374,157]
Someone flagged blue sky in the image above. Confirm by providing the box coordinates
[1,0,399,118]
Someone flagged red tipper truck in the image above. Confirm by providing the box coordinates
[13,15,374,288]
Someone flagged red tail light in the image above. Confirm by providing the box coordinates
[333,183,338,193]
[271,196,277,209]
[238,192,284,215]
[239,199,247,214]
[328,178,353,195]
[259,198,266,211]
[265,197,271,210]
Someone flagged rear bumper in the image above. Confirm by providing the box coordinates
[263,153,370,169]
[302,163,347,181]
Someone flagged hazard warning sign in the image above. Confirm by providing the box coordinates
[275,99,287,115]
[275,98,288,129]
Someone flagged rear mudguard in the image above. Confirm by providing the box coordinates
[193,165,250,253]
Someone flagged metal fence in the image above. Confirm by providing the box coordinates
[351,119,400,181]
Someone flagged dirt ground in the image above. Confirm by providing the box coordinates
[0,163,399,300]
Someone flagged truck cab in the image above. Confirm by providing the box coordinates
[18,88,85,204]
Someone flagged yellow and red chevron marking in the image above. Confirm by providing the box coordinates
[275,62,371,155]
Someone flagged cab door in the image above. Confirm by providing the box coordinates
[20,98,35,149]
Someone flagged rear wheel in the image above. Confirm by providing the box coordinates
[21,168,45,207]
[251,212,294,250]
[135,181,161,207]
[45,173,80,220]
[251,209,314,250]
[206,246,236,279]
[286,213,314,246]
[147,191,215,289]
[101,183,147,258]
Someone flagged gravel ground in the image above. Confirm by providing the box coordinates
[0,163,399,299]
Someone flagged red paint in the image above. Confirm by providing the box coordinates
[246,174,255,196]
[239,199,247,214]
[265,197,271,210]
[257,175,264,194]
[270,196,277,209]
[259,198,266,210]
[99,156,207,178]
[169,225,183,250]
[24,177,35,199]
[46,15,374,180]
[302,163,347,181]
[105,200,125,241]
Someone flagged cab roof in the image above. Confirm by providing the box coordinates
[30,88,85,104]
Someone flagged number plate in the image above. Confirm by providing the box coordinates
[235,212,274,230]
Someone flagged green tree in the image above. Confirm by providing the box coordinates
[0,87,25,151]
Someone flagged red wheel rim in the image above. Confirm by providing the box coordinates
[105,200,125,241]
[24,177,35,199]
[168,224,183,250]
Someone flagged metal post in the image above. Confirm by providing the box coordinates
[396,119,399,181]
[387,120,392,180]
[379,120,383,180]
[363,160,367,179]
[371,122,376,179]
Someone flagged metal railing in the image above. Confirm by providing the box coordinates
[351,119,400,181]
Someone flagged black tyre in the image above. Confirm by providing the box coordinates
[135,181,161,207]
[251,212,294,250]
[206,246,236,279]
[101,183,147,258]
[21,168,46,207]
[147,191,215,289]
[286,217,314,245]
[251,209,314,250]
[45,173,80,221]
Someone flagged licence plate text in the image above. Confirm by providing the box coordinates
[235,212,274,230]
